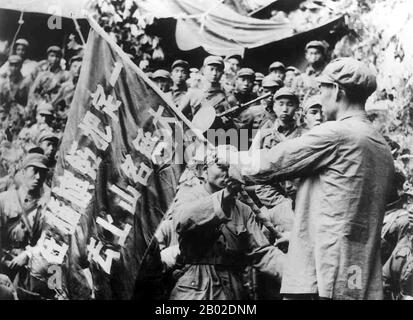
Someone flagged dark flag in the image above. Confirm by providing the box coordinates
[32,18,188,299]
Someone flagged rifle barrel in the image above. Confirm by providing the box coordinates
[217,92,272,117]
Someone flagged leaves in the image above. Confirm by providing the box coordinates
[92,0,164,69]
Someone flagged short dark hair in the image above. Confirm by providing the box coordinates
[342,85,370,104]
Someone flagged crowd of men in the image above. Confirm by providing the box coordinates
[147,40,413,300]
[0,35,411,300]
[0,39,81,299]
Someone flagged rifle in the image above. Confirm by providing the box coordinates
[216,92,272,118]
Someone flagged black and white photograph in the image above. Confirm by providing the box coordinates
[0,0,412,305]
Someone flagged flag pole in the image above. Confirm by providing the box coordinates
[11,11,25,53]
[72,17,86,46]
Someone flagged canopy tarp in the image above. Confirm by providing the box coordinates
[0,8,89,63]
[0,0,90,18]
[140,0,294,57]
[249,0,304,18]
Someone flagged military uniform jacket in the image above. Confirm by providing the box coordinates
[0,73,31,109]
[0,59,38,80]
[383,235,413,299]
[0,186,50,254]
[170,184,284,300]
[178,85,234,133]
[237,110,395,299]
[170,84,188,107]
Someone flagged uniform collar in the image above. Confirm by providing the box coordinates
[273,118,297,135]
[171,83,187,93]
[203,82,223,93]
[7,72,23,83]
[337,110,368,122]
[305,65,324,77]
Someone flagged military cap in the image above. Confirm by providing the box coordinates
[303,95,322,113]
[236,68,255,79]
[261,75,283,88]
[171,59,189,71]
[47,46,62,56]
[316,57,377,97]
[273,87,299,103]
[268,61,286,72]
[305,40,327,53]
[21,153,49,170]
[15,38,29,47]
[152,69,171,80]
[69,55,83,65]
[255,72,265,82]
[226,54,242,62]
[37,131,59,144]
[8,55,22,64]
[36,101,54,115]
[286,66,301,74]
[203,55,224,69]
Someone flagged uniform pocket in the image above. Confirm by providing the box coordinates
[170,267,210,300]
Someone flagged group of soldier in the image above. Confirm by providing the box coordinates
[147,40,413,300]
[0,35,411,300]
[0,38,81,299]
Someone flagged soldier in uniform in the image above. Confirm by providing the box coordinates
[37,131,59,187]
[268,61,286,85]
[292,40,329,102]
[254,76,283,129]
[382,180,413,300]
[247,89,304,299]
[0,153,50,292]
[284,66,301,88]
[381,175,412,260]
[249,88,304,248]
[0,39,37,80]
[227,68,258,149]
[382,234,413,300]
[302,95,323,129]
[152,69,172,94]
[224,55,242,75]
[54,55,83,128]
[28,46,69,116]
[169,156,285,300]
[221,55,242,96]
[18,101,56,151]
[253,72,264,95]
[251,87,306,150]
[170,60,189,106]
[178,56,233,136]
[0,55,31,115]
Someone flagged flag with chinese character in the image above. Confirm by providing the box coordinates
[38,19,186,299]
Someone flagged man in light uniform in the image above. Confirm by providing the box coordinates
[0,39,37,79]
[170,60,189,106]
[268,61,286,85]
[0,153,50,289]
[0,55,31,113]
